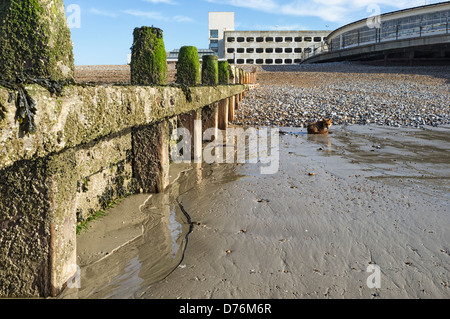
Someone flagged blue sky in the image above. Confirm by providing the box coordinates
[66,0,447,65]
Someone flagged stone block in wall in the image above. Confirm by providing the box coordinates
[0,150,78,297]
[75,130,134,221]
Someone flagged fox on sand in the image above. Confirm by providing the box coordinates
[307,119,332,135]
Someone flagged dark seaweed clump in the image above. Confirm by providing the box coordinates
[0,74,73,135]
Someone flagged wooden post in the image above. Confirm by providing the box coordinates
[218,99,229,130]
[228,96,235,122]
[130,27,168,85]
[132,121,170,193]
[178,109,202,162]
[0,0,74,81]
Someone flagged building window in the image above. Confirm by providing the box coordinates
[266,37,274,42]
[285,37,293,42]
[210,40,218,49]
[210,30,219,38]
[256,37,264,42]
[256,48,264,53]
[237,37,245,42]
[304,37,312,42]
[295,37,302,42]
[294,59,302,63]
[237,59,245,64]
[246,48,254,53]
[227,37,235,42]
[227,48,235,53]
[237,48,245,53]
[246,59,254,64]
[266,48,274,53]
[314,37,322,42]
[285,48,293,53]
[275,37,283,42]
[247,37,255,42]
[275,59,283,64]
[265,59,273,64]
[227,59,234,64]
[294,48,302,53]
[256,59,264,64]
[285,59,293,64]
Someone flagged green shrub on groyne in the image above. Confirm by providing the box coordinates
[0,0,74,81]
[202,55,218,86]
[218,61,230,85]
[176,46,201,86]
[130,26,168,85]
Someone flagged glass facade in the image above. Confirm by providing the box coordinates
[210,29,219,38]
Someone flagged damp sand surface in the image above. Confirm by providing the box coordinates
[61,125,449,299]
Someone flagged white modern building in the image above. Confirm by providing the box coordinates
[208,12,330,64]
[224,30,331,65]
[209,12,235,59]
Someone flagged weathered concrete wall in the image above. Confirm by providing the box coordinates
[0,83,245,297]
[0,84,244,171]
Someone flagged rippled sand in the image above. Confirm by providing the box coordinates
[62,124,450,299]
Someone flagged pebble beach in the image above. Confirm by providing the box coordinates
[233,63,450,129]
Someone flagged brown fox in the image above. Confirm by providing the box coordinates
[307,119,332,135]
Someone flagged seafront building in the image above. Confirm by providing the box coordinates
[209,12,235,59]
[223,30,330,65]
[208,12,331,65]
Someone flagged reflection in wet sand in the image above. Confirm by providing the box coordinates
[307,133,333,151]
[60,162,241,299]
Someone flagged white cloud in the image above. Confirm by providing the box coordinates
[173,15,195,23]
[205,0,278,12]
[142,0,179,4]
[203,0,446,24]
[89,8,118,18]
[124,10,195,23]
[124,9,166,20]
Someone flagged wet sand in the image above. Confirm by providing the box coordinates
[61,124,450,299]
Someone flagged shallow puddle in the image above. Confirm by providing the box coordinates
[282,125,450,201]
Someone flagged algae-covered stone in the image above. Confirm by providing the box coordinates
[130,26,168,86]
[0,0,74,81]
[218,61,229,85]
[176,46,201,86]
[202,55,218,86]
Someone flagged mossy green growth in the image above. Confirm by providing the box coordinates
[218,61,230,85]
[0,103,6,121]
[0,0,74,81]
[176,46,201,86]
[130,26,168,86]
[202,55,218,86]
